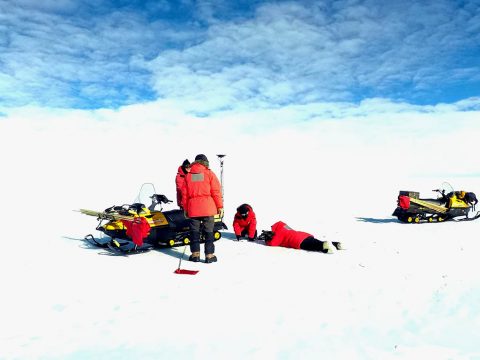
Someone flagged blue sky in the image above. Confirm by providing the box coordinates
[0,0,479,113]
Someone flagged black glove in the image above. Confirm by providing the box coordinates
[259,230,274,241]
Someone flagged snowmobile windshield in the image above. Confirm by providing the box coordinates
[134,183,156,206]
[439,182,454,195]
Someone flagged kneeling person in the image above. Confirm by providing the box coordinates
[233,203,257,241]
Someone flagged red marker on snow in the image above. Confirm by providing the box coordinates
[174,245,199,275]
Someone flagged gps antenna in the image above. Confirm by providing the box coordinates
[217,154,226,199]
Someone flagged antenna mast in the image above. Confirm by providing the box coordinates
[217,154,226,199]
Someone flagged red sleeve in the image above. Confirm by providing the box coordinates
[233,218,242,235]
[248,212,257,238]
[181,175,189,211]
[175,173,184,207]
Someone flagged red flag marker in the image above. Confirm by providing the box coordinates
[174,245,199,275]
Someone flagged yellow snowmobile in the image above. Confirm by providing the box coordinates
[392,182,479,223]
[79,183,227,253]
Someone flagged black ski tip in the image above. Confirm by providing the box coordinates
[84,234,112,248]
[107,241,154,255]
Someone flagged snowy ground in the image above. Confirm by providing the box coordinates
[1,112,479,359]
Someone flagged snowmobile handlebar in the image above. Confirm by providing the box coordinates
[150,194,173,204]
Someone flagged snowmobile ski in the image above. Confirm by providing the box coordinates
[84,234,111,248]
[452,211,480,222]
[106,239,154,255]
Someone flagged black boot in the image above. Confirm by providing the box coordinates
[205,254,217,263]
[189,251,200,262]
[333,241,344,250]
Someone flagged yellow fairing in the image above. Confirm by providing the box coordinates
[150,211,169,227]
[448,194,470,209]
[104,220,125,230]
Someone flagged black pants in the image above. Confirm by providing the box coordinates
[189,216,215,255]
[300,236,326,252]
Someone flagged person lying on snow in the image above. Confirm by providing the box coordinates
[259,221,343,253]
[233,203,257,241]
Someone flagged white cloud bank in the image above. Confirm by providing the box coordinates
[0,0,479,109]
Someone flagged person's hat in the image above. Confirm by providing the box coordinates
[182,159,191,167]
[237,204,249,217]
[195,154,208,162]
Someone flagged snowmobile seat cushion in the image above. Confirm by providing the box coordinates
[398,195,410,210]
[164,209,189,226]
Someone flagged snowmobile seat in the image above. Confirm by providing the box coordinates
[419,198,445,205]
[163,209,189,229]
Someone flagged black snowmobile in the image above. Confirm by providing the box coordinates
[79,183,228,254]
[392,182,479,223]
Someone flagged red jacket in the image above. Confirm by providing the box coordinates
[175,166,188,208]
[121,217,151,246]
[266,221,312,249]
[233,205,257,238]
[182,162,223,217]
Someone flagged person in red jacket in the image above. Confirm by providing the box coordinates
[182,154,224,263]
[233,204,257,241]
[175,159,191,209]
[260,221,343,253]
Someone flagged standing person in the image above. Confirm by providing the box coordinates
[233,204,257,241]
[175,159,191,209]
[259,221,343,253]
[182,154,224,263]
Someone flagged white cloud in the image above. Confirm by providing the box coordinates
[145,1,480,114]
[1,0,479,110]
